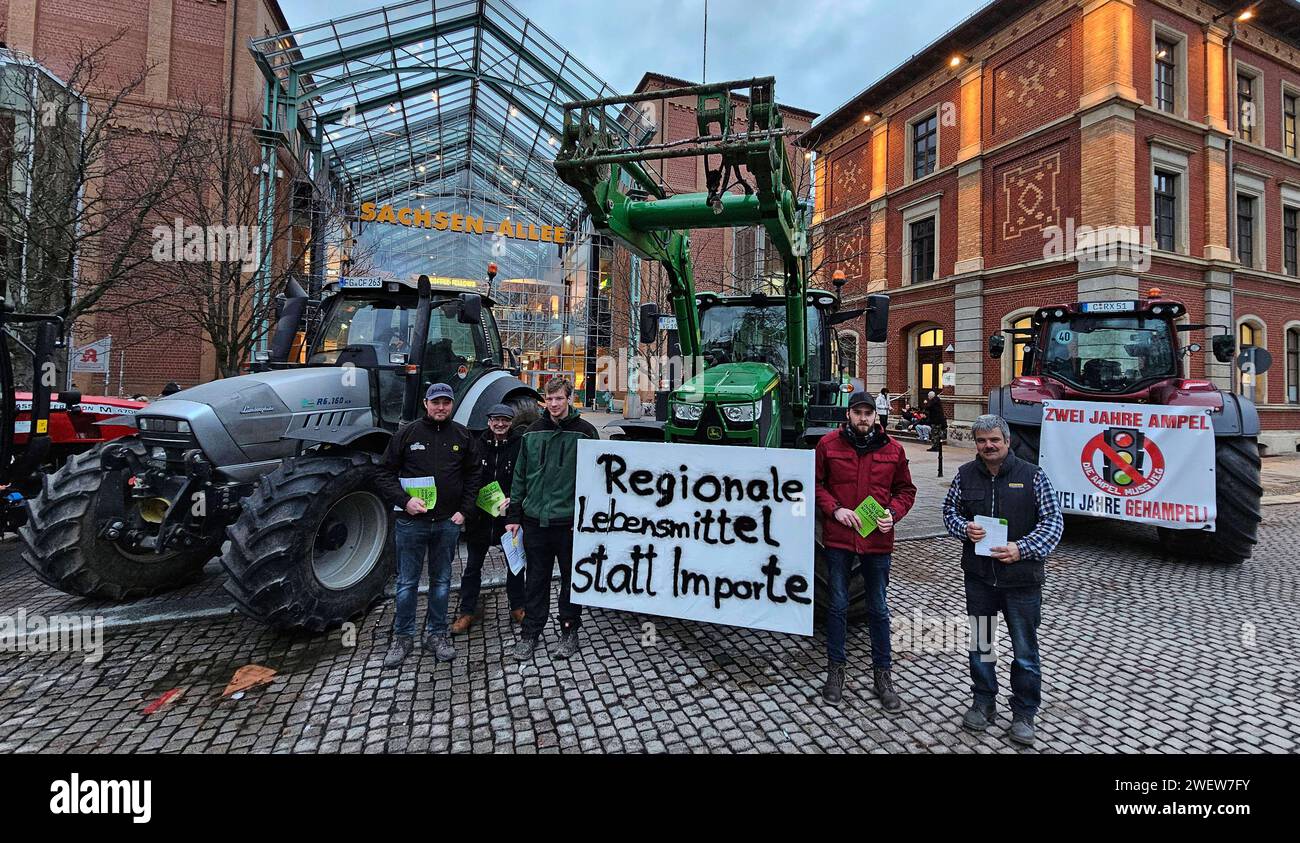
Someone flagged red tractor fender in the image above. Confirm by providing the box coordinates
[13,392,146,448]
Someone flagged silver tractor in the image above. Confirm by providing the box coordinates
[21,274,539,631]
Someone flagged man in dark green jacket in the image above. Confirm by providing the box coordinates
[505,377,599,660]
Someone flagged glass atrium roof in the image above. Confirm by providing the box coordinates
[250,0,657,280]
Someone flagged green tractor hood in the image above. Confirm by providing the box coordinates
[673,362,780,404]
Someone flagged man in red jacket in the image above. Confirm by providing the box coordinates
[815,391,917,709]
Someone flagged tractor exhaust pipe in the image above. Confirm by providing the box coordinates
[402,275,433,423]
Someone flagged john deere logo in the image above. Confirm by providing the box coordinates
[707,426,723,441]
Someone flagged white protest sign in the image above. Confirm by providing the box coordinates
[1038,399,1216,531]
[571,439,815,636]
[71,338,112,373]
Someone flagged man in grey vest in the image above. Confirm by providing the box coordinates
[942,414,1063,747]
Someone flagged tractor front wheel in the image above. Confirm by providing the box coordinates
[20,440,216,599]
[1009,424,1041,465]
[222,451,394,631]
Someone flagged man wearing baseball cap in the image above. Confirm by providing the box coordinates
[376,382,481,668]
[814,390,916,709]
[450,402,526,634]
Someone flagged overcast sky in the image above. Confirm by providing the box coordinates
[275,0,990,121]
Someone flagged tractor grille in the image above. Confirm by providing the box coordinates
[677,404,726,444]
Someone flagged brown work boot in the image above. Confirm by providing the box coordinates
[510,608,526,625]
[449,614,476,635]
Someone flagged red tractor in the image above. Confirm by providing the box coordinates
[1,301,144,531]
[988,290,1265,564]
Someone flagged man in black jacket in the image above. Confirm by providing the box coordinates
[450,403,525,634]
[942,414,1063,747]
[376,382,481,668]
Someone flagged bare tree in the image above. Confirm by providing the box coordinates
[140,96,365,379]
[0,35,206,352]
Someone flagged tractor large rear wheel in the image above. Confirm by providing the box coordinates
[1158,436,1262,565]
[222,451,394,631]
[504,391,540,433]
[20,440,216,599]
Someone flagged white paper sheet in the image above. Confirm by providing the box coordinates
[500,530,526,575]
[973,515,1009,557]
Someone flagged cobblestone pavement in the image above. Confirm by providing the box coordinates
[2,503,1297,754]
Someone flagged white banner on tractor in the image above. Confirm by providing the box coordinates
[1038,399,1216,531]
[570,439,815,636]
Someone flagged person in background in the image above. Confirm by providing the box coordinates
[376,382,481,668]
[924,390,946,452]
[941,414,1063,747]
[450,403,526,634]
[894,402,916,432]
[505,377,599,661]
[814,391,917,711]
[875,388,891,430]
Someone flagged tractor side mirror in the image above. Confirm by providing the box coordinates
[865,294,890,343]
[988,334,1006,359]
[639,303,659,344]
[1212,334,1235,363]
[458,293,482,325]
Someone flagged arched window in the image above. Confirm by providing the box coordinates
[1287,325,1299,404]
[999,310,1036,385]
[916,327,944,404]
[1011,317,1033,378]
[1238,318,1267,404]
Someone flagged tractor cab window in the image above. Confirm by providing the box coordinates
[311,295,415,424]
[482,308,503,367]
[698,303,821,374]
[1040,315,1177,392]
[422,301,483,396]
[312,296,413,361]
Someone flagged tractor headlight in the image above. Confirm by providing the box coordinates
[673,402,704,422]
[722,402,761,423]
[137,417,151,431]
[175,420,190,433]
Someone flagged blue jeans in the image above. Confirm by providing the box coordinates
[823,548,892,669]
[392,517,460,638]
[965,574,1042,718]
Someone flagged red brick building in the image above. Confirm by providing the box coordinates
[0,0,293,395]
[804,0,1300,454]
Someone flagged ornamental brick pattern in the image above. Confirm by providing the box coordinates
[992,28,1074,138]
[1001,151,1065,241]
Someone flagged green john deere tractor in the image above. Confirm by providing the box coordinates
[555,77,889,617]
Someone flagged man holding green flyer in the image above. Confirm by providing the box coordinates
[814,391,917,710]
[376,382,481,668]
[450,403,525,634]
